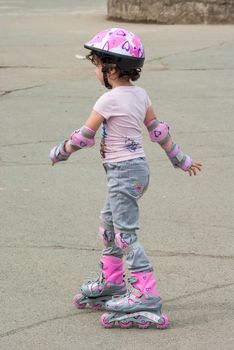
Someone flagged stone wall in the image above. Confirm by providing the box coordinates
[107,0,234,24]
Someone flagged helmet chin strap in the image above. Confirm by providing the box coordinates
[102,66,112,89]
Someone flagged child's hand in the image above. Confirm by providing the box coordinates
[187,162,202,176]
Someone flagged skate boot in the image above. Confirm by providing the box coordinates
[100,271,169,329]
[72,256,127,310]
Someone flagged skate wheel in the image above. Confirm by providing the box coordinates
[91,303,102,311]
[155,314,169,329]
[100,313,114,328]
[72,294,87,310]
[138,320,150,329]
[118,320,133,329]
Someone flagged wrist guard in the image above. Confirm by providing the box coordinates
[167,143,192,171]
[50,141,71,164]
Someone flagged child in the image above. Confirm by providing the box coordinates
[50,28,202,329]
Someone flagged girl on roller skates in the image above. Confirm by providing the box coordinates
[50,28,202,329]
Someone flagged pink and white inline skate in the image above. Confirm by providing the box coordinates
[100,271,169,329]
[72,256,127,310]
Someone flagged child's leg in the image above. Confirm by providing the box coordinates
[101,159,168,327]
[115,232,153,272]
[100,196,123,259]
[105,158,160,295]
[72,220,126,311]
[72,196,127,310]
[100,159,168,328]
[105,159,152,267]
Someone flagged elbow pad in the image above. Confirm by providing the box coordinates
[146,119,170,145]
[69,126,96,149]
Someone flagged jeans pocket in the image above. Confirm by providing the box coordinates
[128,168,149,199]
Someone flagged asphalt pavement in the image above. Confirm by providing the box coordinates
[0,1,234,349]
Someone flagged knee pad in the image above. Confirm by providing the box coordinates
[99,217,115,247]
[114,232,129,250]
[115,232,139,253]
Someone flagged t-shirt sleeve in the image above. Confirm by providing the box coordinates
[145,92,152,109]
[93,92,113,120]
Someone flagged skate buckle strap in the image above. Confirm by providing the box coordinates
[126,280,143,298]
[128,277,138,284]
[133,290,143,298]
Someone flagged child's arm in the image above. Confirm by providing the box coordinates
[144,106,202,176]
[50,110,104,165]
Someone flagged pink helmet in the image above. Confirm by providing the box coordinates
[84,28,145,71]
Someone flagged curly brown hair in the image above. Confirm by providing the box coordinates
[86,51,141,82]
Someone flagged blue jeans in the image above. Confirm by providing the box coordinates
[101,157,153,272]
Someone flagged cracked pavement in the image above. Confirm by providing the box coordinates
[0,1,234,350]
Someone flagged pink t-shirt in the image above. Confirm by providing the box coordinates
[93,85,151,163]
